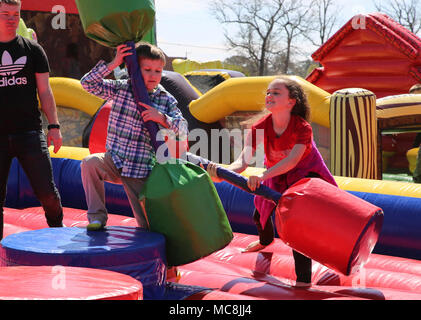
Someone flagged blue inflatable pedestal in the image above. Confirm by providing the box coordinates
[0,226,167,300]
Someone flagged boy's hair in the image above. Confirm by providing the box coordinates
[409,84,421,94]
[135,41,166,65]
[275,76,310,121]
[0,0,21,5]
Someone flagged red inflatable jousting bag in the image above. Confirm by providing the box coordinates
[275,178,383,276]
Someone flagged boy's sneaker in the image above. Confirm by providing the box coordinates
[87,220,104,231]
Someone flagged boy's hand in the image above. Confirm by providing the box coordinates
[203,162,224,183]
[139,102,168,128]
[107,44,132,71]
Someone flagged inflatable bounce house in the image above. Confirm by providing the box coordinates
[307,13,421,177]
[5,1,421,301]
[306,13,421,98]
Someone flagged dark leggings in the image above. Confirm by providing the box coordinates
[253,209,312,283]
[252,172,322,283]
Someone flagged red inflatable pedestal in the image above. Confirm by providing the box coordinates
[0,266,143,300]
[89,101,111,154]
[88,101,188,157]
[275,178,383,276]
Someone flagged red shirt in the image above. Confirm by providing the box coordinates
[251,113,313,168]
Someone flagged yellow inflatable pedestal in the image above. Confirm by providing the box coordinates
[49,78,104,116]
[407,148,418,174]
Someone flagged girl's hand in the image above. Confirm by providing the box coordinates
[139,102,168,127]
[107,44,132,71]
[205,162,224,183]
[247,175,263,191]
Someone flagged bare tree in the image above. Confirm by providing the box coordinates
[210,0,288,76]
[374,0,421,34]
[307,0,343,47]
[277,0,313,74]
[211,0,318,75]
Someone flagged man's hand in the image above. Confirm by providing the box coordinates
[47,128,62,153]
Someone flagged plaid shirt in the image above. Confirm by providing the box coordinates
[81,60,188,178]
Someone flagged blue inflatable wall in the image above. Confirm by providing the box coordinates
[6,157,421,261]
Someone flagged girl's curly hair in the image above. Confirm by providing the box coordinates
[274,76,310,121]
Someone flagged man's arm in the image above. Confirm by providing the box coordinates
[36,72,62,153]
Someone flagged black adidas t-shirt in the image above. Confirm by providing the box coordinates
[0,36,50,134]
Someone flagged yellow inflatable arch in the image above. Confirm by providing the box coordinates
[239,167,421,199]
[188,75,332,128]
[48,145,91,160]
[49,77,104,116]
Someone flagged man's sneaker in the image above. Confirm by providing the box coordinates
[87,221,104,231]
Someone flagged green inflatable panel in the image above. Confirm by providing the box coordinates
[75,0,155,47]
[139,161,233,267]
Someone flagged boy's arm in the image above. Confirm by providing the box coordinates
[36,72,62,153]
[139,98,189,141]
[81,45,132,99]
[80,61,120,100]
[162,99,189,141]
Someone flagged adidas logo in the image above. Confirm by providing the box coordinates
[0,50,27,87]
[0,50,26,75]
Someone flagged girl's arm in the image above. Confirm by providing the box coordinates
[247,144,306,191]
[230,128,261,173]
[262,144,306,180]
[207,129,259,182]
[228,145,255,173]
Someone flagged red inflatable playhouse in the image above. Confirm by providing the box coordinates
[306,13,421,98]
[307,13,421,173]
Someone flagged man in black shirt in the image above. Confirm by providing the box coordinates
[0,0,64,239]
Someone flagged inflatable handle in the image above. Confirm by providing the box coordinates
[123,41,167,155]
[186,153,282,203]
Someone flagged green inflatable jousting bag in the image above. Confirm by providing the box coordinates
[75,0,233,267]
[75,0,155,47]
[139,161,233,267]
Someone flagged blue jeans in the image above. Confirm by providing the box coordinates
[0,130,63,239]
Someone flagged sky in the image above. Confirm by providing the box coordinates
[154,0,378,62]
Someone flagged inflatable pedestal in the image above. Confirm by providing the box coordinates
[0,226,166,300]
[0,266,143,300]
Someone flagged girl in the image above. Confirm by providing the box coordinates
[207,76,337,287]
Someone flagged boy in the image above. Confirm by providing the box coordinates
[80,42,188,230]
[0,0,64,239]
